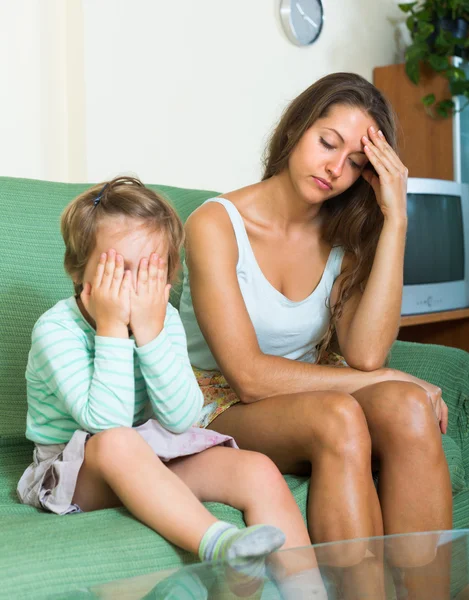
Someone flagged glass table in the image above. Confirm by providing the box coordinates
[62,530,469,599]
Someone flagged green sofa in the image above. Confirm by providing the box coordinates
[1,176,469,598]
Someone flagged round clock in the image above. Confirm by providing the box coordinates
[280,0,324,47]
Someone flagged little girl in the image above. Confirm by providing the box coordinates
[17,177,322,587]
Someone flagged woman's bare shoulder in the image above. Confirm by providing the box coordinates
[185,181,266,234]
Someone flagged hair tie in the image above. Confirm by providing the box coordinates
[93,183,108,207]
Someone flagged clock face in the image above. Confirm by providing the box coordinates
[281,0,324,46]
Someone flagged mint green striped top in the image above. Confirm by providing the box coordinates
[25,297,204,444]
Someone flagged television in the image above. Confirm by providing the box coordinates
[402,178,469,316]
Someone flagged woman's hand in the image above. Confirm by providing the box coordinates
[130,253,171,347]
[80,249,131,338]
[361,126,408,224]
[390,369,448,434]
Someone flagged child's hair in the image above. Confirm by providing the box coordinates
[61,176,184,296]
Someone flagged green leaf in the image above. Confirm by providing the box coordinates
[436,104,451,117]
[447,67,467,81]
[407,14,416,32]
[416,21,435,39]
[422,93,436,106]
[398,2,417,12]
[450,80,469,95]
[428,54,450,71]
[405,59,421,84]
[405,41,428,61]
[439,99,455,110]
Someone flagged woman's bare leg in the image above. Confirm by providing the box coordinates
[352,380,452,538]
[208,391,383,560]
[352,380,452,599]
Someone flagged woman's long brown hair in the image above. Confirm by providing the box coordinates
[262,72,399,359]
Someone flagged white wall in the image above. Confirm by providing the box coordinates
[0,0,402,189]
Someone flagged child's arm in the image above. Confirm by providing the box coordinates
[135,305,203,433]
[28,316,136,434]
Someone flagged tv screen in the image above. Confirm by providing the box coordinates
[404,193,465,286]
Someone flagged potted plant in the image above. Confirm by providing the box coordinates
[399,0,469,116]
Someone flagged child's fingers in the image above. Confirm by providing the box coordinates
[101,249,116,289]
[164,283,171,304]
[120,269,132,296]
[148,253,159,289]
[137,257,149,292]
[110,254,125,293]
[158,256,168,285]
[94,253,107,288]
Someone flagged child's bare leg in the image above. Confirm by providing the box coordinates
[73,427,283,558]
[167,445,310,549]
[168,444,327,597]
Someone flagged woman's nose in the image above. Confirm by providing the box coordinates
[327,159,344,178]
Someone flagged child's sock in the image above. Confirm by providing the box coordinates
[198,522,286,564]
[198,521,285,592]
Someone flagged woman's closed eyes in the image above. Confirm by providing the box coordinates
[319,137,363,170]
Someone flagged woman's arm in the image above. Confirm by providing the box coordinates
[185,203,393,404]
[332,127,408,371]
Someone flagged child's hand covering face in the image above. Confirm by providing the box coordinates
[80,249,132,339]
[79,217,170,344]
[130,253,171,347]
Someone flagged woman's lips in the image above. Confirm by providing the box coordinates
[312,176,332,190]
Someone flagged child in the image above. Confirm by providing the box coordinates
[17,177,323,588]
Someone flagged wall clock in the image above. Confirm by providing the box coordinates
[280,0,324,46]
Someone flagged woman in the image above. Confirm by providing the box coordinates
[179,72,452,567]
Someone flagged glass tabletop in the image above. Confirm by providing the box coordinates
[64,530,469,599]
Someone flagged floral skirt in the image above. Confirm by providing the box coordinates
[193,350,348,428]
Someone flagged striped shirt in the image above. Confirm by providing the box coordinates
[25,296,204,444]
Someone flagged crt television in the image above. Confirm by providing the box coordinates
[402,178,469,316]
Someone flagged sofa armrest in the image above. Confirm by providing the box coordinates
[388,341,469,448]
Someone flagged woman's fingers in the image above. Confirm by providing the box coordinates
[441,400,449,434]
[368,127,405,172]
[362,140,390,177]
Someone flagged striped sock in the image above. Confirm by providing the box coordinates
[198,521,285,584]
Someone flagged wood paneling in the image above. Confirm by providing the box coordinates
[398,316,469,352]
[373,63,454,180]
[401,307,469,327]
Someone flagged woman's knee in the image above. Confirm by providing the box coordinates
[311,392,371,460]
[374,381,441,447]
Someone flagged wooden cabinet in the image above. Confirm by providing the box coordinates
[374,64,468,352]
[373,63,454,180]
[399,309,469,352]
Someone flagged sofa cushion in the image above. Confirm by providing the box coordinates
[0,177,217,445]
[0,439,309,598]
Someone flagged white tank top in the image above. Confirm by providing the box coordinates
[179,198,345,370]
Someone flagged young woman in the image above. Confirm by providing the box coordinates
[179,73,452,568]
